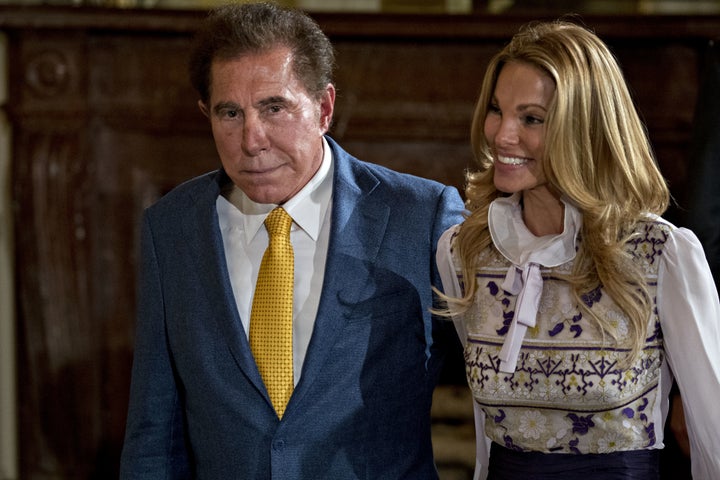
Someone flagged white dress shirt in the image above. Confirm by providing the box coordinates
[216,138,333,386]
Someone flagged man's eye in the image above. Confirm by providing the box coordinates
[226,110,238,118]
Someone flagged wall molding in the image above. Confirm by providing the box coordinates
[0,31,18,480]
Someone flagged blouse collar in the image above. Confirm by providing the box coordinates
[487,193,582,373]
[488,192,581,268]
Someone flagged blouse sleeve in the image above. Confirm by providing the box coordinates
[437,226,461,297]
[657,226,720,480]
[436,225,491,480]
[436,225,467,344]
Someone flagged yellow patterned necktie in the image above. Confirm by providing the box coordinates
[250,207,294,418]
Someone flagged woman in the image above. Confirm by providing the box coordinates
[436,20,720,479]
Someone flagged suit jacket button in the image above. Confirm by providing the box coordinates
[273,440,285,451]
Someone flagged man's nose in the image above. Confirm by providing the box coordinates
[241,114,269,155]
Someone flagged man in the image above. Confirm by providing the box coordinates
[119,2,465,479]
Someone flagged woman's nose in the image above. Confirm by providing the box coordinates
[496,118,519,146]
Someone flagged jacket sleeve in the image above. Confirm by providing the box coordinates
[431,186,465,295]
[429,186,465,353]
[119,212,191,479]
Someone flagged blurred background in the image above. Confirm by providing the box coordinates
[1,0,718,478]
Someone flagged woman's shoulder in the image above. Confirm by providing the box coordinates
[439,224,462,245]
[628,214,708,265]
[630,214,679,243]
[634,214,703,244]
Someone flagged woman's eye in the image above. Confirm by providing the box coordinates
[524,115,544,125]
[488,103,501,114]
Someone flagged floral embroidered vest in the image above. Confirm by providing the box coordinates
[459,220,671,454]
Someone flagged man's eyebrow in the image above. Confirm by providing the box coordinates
[257,96,288,107]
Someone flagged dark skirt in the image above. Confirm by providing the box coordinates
[488,442,661,480]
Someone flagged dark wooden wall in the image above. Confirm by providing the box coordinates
[1,6,718,478]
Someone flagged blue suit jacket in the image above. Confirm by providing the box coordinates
[120,137,465,479]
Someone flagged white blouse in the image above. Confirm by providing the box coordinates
[437,194,720,480]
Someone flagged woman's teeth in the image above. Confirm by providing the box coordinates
[497,155,527,165]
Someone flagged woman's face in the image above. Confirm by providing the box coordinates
[484,61,556,197]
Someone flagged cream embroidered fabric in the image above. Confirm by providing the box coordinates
[437,194,720,479]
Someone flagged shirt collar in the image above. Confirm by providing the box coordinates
[222,137,334,243]
[488,192,581,268]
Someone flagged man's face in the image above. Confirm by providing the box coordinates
[200,46,335,205]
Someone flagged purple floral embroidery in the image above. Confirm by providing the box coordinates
[646,424,657,447]
[581,286,602,307]
[484,280,516,335]
[549,312,583,337]
[567,413,595,435]
[628,223,668,265]
[549,323,564,336]
[569,325,583,337]
[622,408,635,418]
[503,435,523,451]
[497,310,514,336]
[569,437,582,455]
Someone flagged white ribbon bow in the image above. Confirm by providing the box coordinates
[498,262,543,373]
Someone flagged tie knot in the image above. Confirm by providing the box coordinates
[265,207,292,240]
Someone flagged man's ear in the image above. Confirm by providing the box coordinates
[198,100,210,118]
[319,83,336,133]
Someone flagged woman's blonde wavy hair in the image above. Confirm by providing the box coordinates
[447,19,669,365]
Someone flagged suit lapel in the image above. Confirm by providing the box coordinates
[177,153,393,414]
[181,173,268,399]
[289,149,390,406]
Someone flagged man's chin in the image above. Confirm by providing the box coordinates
[239,185,293,206]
